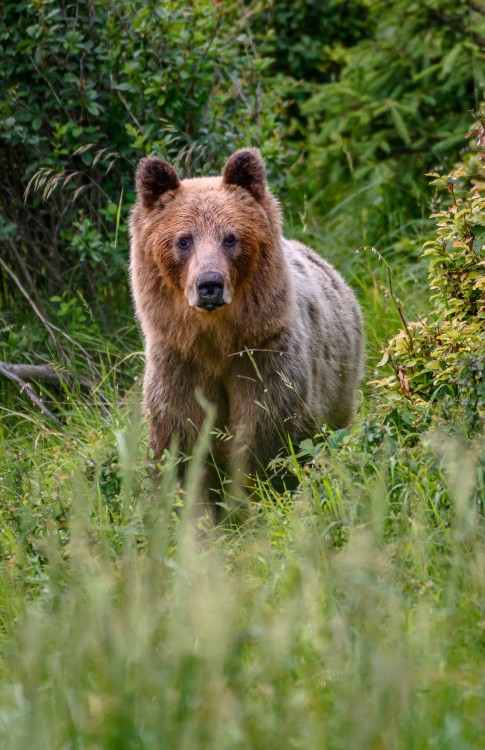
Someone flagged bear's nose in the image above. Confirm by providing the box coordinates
[196,272,225,310]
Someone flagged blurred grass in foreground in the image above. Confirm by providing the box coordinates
[0,379,484,749]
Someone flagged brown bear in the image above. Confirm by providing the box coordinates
[129,149,363,502]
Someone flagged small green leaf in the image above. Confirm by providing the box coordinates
[376,351,389,367]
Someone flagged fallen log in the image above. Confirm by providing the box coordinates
[0,361,62,424]
[0,361,61,386]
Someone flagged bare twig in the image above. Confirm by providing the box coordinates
[3,237,47,309]
[0,254,64,359]
[29,56,64,108]
[0,256,99,371]
[109,74,143,132]
[387,266,414,352]
[0,361,62,425]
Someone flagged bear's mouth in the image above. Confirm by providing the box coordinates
[195,301,227,313]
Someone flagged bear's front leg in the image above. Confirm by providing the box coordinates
[143,345,229,521]
[226,349,300,481]
[143,351,205,461]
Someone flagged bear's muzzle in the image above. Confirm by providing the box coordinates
[195,272,226,312]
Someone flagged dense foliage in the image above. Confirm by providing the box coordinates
[374,127,485,435]
[1,0,483,319]
[0,0,285,310]
[296,0,485,249]
[252,0,369,83]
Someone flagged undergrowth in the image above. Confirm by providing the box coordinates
[0,378,484,748]
[1,215,484,745]
[1,96,484,750]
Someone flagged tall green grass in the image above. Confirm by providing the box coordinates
[1,370,484,748]
[1,203,483,749]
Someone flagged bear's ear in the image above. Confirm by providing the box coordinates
[222,148,266,201]
[135,156,181,209]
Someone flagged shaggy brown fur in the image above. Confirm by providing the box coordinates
[130,149,364,500]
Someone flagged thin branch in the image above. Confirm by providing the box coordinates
[387,266,414,352]
[0,254,64,359]
[3,238,47,310]
[0,256,99,371]
[29,56,64,108]
[110,74,143,131]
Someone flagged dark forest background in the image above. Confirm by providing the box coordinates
[1,0,482,361]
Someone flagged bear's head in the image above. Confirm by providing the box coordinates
[132,149,282,314]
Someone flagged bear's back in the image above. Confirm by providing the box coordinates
[281,238,364,427]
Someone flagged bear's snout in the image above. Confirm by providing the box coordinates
[196,272,226,312]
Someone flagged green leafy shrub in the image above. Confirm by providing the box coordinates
[0,0,286,310]
[292,0,485,251]
[253,0,368,84]
[374,117,485,435]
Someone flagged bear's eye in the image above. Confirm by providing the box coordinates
[223,234,238,248]
[176,235,192,251]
